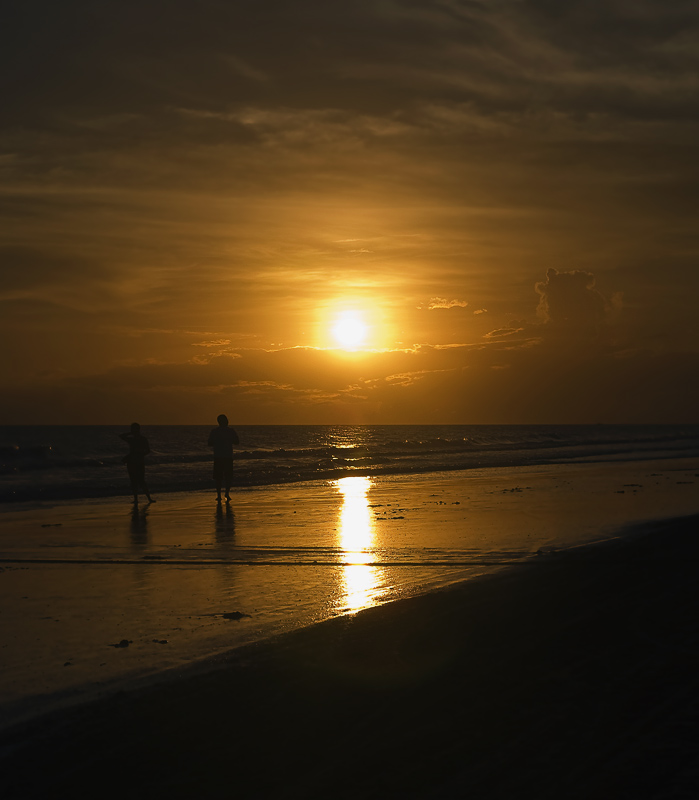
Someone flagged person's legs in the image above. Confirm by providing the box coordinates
[213,459,223,502]
[141,478,154,503]
[223,459,233,502]
[127,464,139,503]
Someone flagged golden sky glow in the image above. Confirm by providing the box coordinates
[1,2,699,423]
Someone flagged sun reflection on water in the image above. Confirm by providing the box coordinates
[336,476,383,612]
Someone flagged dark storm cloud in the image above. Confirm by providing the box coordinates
[535,268,607,328]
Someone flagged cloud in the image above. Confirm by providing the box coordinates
[535,268,607,330]
[192,339,232,348]
[427,297,469,310]
[2,316,699,424]
[484,327,525,339]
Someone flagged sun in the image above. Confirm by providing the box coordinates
[332,312,367,349]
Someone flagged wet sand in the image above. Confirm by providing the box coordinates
[3,512,699,799]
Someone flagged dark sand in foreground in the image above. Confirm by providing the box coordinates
[3,513,699,799]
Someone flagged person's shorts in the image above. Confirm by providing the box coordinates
[126,460,146,484]
[213,457,234,484]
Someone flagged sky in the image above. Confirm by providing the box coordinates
[1,0,698,424]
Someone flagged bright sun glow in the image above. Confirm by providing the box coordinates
[332,313,367,349]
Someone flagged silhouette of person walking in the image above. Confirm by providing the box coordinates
[207,414,239,503]
[119,423,154,504]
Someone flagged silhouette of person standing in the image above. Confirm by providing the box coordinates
[119,423,154,504]
[207,414,239,503]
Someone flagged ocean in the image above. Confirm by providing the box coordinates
[2,423,699,503]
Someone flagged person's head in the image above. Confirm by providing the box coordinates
[130,422,141,434]
[217,414,228,427]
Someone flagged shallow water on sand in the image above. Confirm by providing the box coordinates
[1,458,698,729]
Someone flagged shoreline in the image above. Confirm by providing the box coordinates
[1,458,698,736]
[3,510,699,798]
[2,448,697,507]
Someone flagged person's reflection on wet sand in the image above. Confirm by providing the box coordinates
[214,502,235,548]
[130,503,149,550]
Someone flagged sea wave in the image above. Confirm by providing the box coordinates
[1,424,698,503]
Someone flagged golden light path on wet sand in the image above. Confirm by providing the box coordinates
[336,476,384,612]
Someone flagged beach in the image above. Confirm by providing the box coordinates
[2,458,699,797]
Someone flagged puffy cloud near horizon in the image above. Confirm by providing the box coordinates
[535,267,608,333]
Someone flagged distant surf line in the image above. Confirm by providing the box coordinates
[0,556,535,567]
